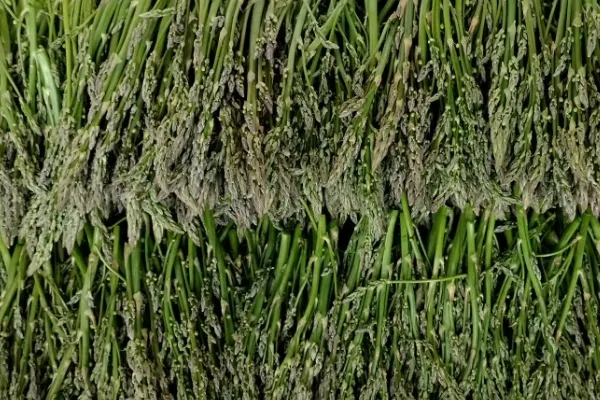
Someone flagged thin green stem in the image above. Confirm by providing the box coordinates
[556,211,591,341]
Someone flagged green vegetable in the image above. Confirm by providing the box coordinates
[0,0,599,397]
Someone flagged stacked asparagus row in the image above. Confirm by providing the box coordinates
[0,205,599,398]
[2,0,600,248]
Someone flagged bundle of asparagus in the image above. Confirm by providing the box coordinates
[1,0,600,398]
[1,206,599,398]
